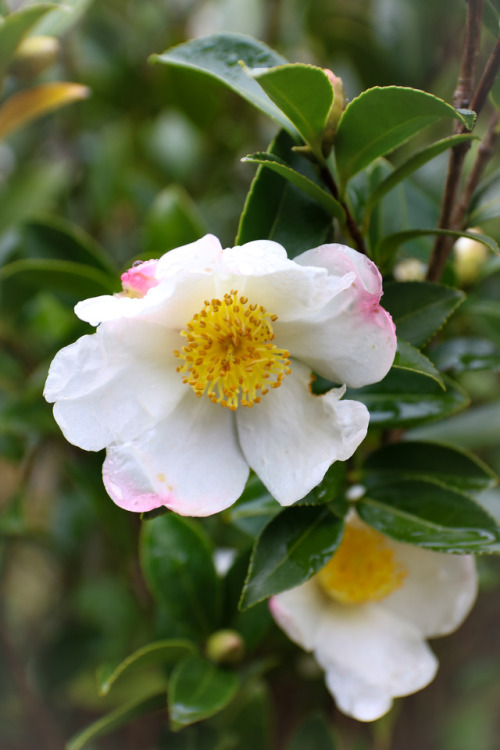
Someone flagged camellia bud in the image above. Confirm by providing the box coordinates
[393,258,426,282]
[9,36,60,79]
[322,69,346,156]
[453,229,489,285]
[205,629,245,665]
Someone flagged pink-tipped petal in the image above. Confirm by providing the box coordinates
[103,394,249,516]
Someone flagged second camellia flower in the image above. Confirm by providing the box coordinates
[44,235,397,516]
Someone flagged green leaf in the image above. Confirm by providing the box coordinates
[0,161,68,235]
[382,281,465,347]
[364,441,497,493]
[0,258,116,301]
[393,339,445,388]
[18,216,116,273]
[294,462,347,510]
[349,370,469,428]
[335,86,474,187]
[241,152,345,221]
[32,0,94,36]
[140,515,221,640]
[362,134,476,231]
[168,655,239,731]
[227,474,280,538]
[431,337,500,373]
[357,479,499,552]
[66,691,166,750]
[252,64,333,159]
[469,196,500,226]
[240,505,344,610]
[0,4,57,86]
[376,228,498,267]
[151,33,297,137]
[221,681,272,750]
[407,400,500,450]
[236,130,333,257]
[98,639,197,697]
[287,714,337,750]
[143,185,207,257]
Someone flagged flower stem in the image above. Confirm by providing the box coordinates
[319,165,368,256]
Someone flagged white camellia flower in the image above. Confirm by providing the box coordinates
[44,235,396,516]
[270,513,478,722]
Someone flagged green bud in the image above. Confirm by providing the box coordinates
[10,36,60,79]
[205,629,245,665]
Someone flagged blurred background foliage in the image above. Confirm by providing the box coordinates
[0,0,499,749]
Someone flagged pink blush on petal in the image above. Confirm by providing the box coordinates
[103,474,176,513]
[121,260,159,298]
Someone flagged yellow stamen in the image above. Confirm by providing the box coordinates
[175,290,291,410]
[317,521,407,605]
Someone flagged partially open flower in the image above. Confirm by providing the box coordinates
[44,235,396,516]
[270,514,477,722]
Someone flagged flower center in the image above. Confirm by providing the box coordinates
[317,522,407,605]
[174,290,291,410]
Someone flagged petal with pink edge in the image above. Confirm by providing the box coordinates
[236,360,369,506]
[102,394,249,516]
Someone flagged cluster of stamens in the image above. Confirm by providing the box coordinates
[174,290,291,410]
[317,523,407,605]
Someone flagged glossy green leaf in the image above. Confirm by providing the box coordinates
[236,130,333,256]
[241,152,345,220]
[349,370,469,428]
[143,185,207,257]
[431,337,500,373]
[140,515,221,639]
[362,134,476,231]
[364,441,497,493]
[335,86,474,187]
[287,714,337,750]
[0,4,57,86]
[294,462,347,510]
[98,639,197,696]
[227,473,280,538]
[377,228,498,267]
[357,479,499,552]
[240,505,344,610]
[67,691,166,750]
[407,400,500,449]
[393,339,445,388]
[382,281,465,347]
[222,681,272,750]
[151,33,298,137]
[252,64,333,159]
[168,655,239,730]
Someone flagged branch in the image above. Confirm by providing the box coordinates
[319,166,368,256]
[427,0,485,282]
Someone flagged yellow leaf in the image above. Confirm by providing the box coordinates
[0,81,90,139]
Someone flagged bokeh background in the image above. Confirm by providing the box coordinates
[1,1,499,748]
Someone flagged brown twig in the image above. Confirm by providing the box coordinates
[319,165,368,255]
[452,109,499,228]
[427,0,485,282]
[470,34,500,116]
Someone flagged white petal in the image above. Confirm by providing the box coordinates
[44,319,185,451]
[279,243,396,387]
[102,394,249,516]
[155,234,223,276]
[236,360,369,506]
[382,544,478,638]
[269,579,326,651]
[313,603,438,719]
